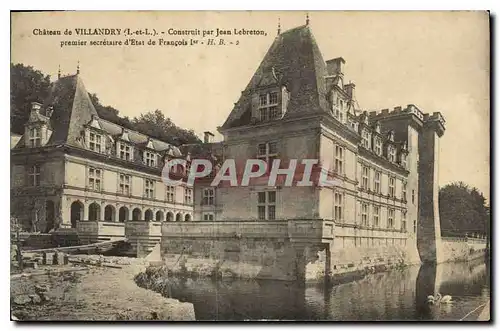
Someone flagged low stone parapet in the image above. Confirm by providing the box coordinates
[77,221,125,245]
[125,221,162,258]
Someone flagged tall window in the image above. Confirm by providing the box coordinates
[203,212,214,221]
[334,98,345,123]
[29,127,41,147]
[119,174,130,195]
[361,130,370,149]
[257,191,276,220]
[389,177,395,198]
[88,167,102,191]
[119,143,131,161]
[259,91,279,121]
[203,188,214,205]
[257,141,278,170]
[334,192,343,222]
[361,166,369,190]
[388,145,396,162]
[402,182,407,202]
[28,164,41,186]
[166,186,175,202]
[412,189,415,204]
[388,208,395,229]
[335,145,344,174]
[144,151,156,167]
[361,202,369,226]
[184,187,193,204]
[401,211,407,232]
[89,132,102,153]
[413,219,417,233]
[144,179,155,199]
[374,171,381,194]
[373,205,380,228]
[374,137,382,156]
[401,153,407,169]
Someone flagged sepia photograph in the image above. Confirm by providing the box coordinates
[9,10,490,321]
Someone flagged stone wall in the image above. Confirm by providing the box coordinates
[439,237,487,262]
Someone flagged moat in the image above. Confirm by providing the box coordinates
[148,259,490,321]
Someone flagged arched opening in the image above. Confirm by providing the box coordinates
[132,208,142,221]
[88,202,100,221]
[184,214,192,222]
[70,201,84,228]
[155,210,164,222]
[175,213,182,222]
[119,206,129,223]
[104,205,116,222]
[166,212,174,222]
[45,200,55,233]
[145,209,153,222]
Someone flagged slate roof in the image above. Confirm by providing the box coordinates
[221,25,329,130]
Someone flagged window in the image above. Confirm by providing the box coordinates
[402,182,407,202]
[257,191,276,220]
[28,164,41,186]
[374,171,381,194]
[361,202,369,226]
[203,188,214,205]
[119,143,131,161]
[361,166,369,190]
[334,192,343,222]
[373,205,380,228]
[144,151,156,167]
[389,177,395,198]
[335,145,344,174]
[166,186,175,202]
[388,145,396,162]
[119,174,131,195]
[89,132,102,153]
[29,127,41,147]
[333,99,345,123]
[374,137,382,156]
[144,179,155,199]
[203,212,214,221]
[184,187,193,204]
[388,208,395,229]
[361,130,370,149]
[257,141,278,171]
[413,219,417,233]
[259,91,280,121]
[88,167,102,191]
[401,211,407,232]
[412,189,415,204]
[401,153,407,169]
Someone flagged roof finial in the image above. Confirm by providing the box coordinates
[58,64,61,79]
[306,12,310,26]
[76,60,80,75]
[277,17,281,35]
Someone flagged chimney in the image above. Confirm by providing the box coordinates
[31,102,42,113]
[326,57,345,76]
[344,82,356,99]
[204,131,215,144]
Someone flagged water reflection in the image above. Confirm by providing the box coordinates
[158,260,490,321]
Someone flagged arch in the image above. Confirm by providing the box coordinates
[45,200,55,232]
[144,209,153,222]
[166,211,174,222]
[119,206,129,223]
[155,210,164,222]
[175,213,182,222]
[132,208,142,221]
[104,205,116,222]
[184,214,192,222]
[88,202,100,221]
[70,201,84,228]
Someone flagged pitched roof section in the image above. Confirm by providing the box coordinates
[221,25,329,130]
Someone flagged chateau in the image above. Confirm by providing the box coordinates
[10,69,194,233]
[192,23,446,263]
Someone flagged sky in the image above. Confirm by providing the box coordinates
[11,11,490,200]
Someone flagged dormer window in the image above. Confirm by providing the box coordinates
[89,132,102,153]
[388,145,396,162]
[29,127,41,148]
[401,153,407,169]
[259,91,280,121]
[119,142,132,161]
[361,130,371,149]
[374,137,382,156]
[144,151,156,167]
[333,98,345,123]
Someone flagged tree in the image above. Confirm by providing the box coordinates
[10,63,51,134]
[439,182,489,237]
